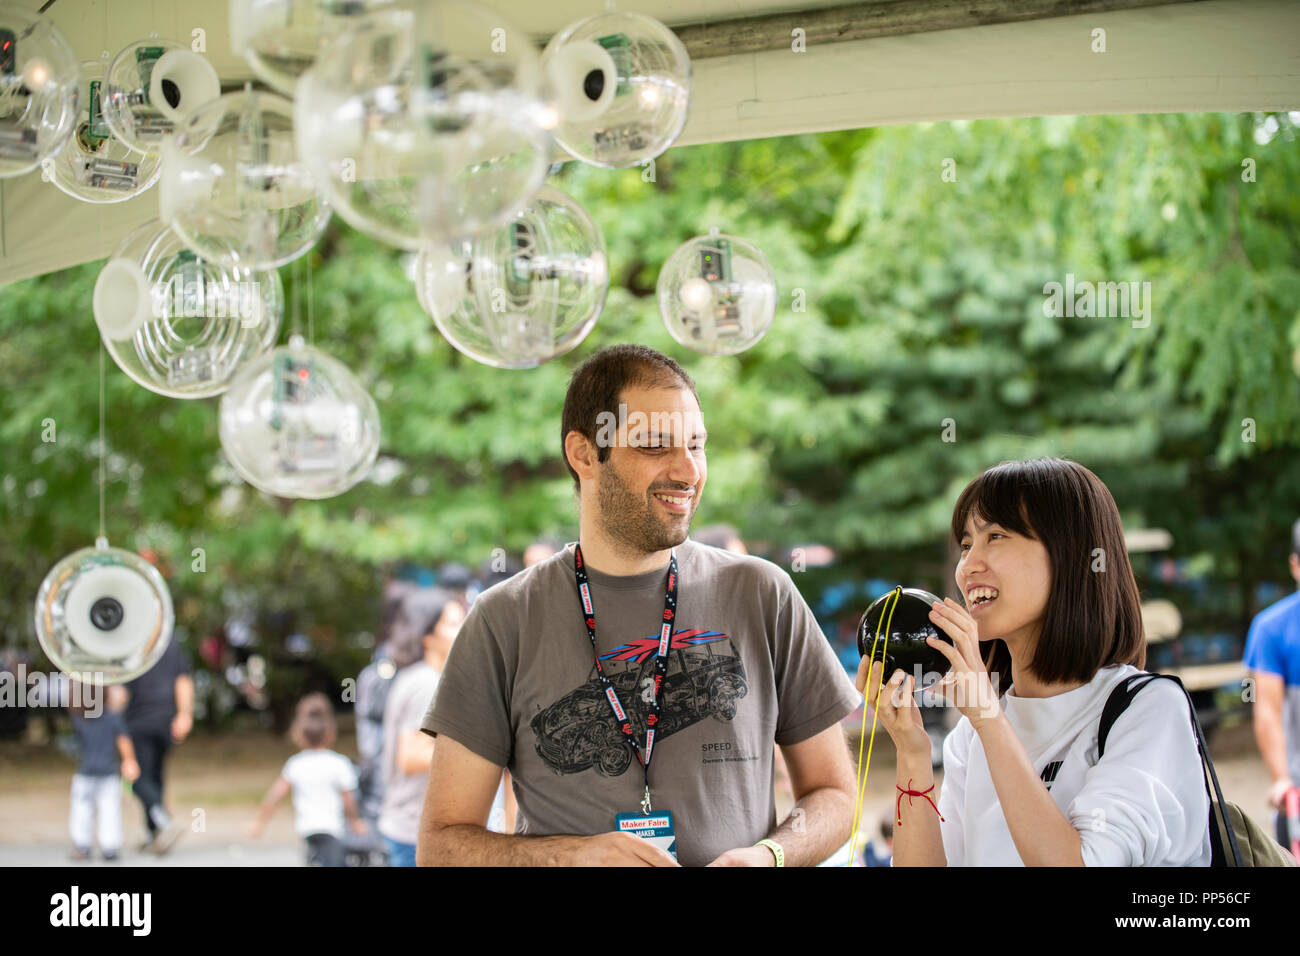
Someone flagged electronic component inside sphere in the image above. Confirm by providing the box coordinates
[856,587,955,686]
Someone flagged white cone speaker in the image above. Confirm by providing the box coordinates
[35,542,174,683]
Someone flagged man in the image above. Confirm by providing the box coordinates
[117,638,193,854]
[1243,518,1300,836]
[418,344,859,866]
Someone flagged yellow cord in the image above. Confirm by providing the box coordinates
[847,587,902,866]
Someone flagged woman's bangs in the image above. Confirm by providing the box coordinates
[950,464,1038,544]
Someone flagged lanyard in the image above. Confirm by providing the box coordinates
[573,543,678,814]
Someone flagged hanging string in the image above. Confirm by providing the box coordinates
[97,338,106,545]
[93,0,109,549]
[847,587,901,865]
[96,9,107,545]
[289,257,301,340]
[307,252,314,345]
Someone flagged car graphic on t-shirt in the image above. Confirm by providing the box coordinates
[530,629,748,776]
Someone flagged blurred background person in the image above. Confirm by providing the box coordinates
[693,524,749,555]
[354,579,417,829]
[67,680,138,861]
[862,817,894,867]
[118,638,193,855]
[247,692,365,867]
[435,563,474,607]
[355,641,398,829]
[523,536,564,569]
[475,550,524,599]
[377,588,510,866]
[1243,517,1300,854]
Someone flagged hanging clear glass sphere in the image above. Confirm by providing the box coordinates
[101,38,220,154]
[542,11,690,169]
[294,1,552,249]
[93,220,283,398]
[0,3,81,177]
[416,185,607,369]
[35,539,174,684]
[42,58,161,203]
[219,336,381,499]
[229,0,390,97]
[657,229,777,356]
[160,88,329,270]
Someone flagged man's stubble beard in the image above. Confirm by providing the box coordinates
[595,456,697,557]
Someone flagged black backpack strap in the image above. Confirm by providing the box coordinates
[1097,674,1156,760]
[1094,672,1243,867]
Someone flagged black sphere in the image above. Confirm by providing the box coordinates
[583,68,606,102]
[857,587,954,685]
[89,596,125,631]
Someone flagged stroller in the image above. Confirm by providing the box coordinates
[302,760,390,867]
[342,825,389,867]
[301,821,390,867]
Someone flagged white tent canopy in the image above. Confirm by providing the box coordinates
[1,0,1296,285]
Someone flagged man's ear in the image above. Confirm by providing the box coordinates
[1290,553,1300,584]
[564,430,598,485]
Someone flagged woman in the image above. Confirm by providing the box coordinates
[377,588,513,865]
[859,458,1210,866]
[377,587,467,866]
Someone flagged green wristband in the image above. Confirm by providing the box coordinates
[755,838,784,867]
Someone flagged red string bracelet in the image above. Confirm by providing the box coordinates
[895,779,946,827]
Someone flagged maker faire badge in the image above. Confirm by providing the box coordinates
[615,811,678,861]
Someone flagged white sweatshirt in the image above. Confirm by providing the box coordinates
[936,663,1212,866]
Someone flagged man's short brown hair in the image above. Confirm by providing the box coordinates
[561,345,699,492]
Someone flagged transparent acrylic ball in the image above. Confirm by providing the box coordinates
[0,4,81,177]
[295,1,552,249]
[219,336,381,499]
[416,185,607,369]
[160,89,330,270]
[229,0,389,97]
[542,11,691,169]
[35,540,174,684]
[42,58,161,203]
[657,230,777,356]
[93,220,284,399]
[101,38,220,154]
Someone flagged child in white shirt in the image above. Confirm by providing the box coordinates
[248,693,366,865]
[858,457,1210,866]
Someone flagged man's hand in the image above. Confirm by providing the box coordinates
[171,712,192,744]
[570,831,679,867]
[422,735,682,866]
[349,817,369,836]
[120,758,140,782]
[706,845,774,867]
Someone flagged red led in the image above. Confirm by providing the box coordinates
[298,368,309,380]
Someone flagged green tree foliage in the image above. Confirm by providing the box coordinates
[1,112,1297,713]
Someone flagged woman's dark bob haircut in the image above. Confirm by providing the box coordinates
[950,457,1145,691]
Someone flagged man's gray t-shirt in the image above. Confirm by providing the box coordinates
[421,539,860,867]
